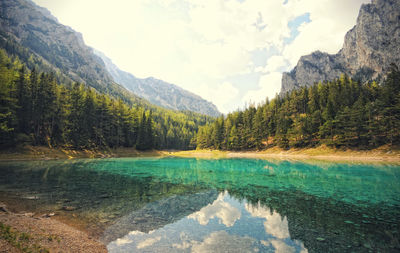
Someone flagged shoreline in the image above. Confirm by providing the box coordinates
[0,145,164,161]
[0,145,399,163]
[0,203,107,252]
[0,145,399,251]
[168,146,400,164]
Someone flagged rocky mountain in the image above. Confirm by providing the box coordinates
[95,51,221,117]
[0,0,122,93]
[0,0,219,116]
[0,0,160,107]
[281,0,400,93]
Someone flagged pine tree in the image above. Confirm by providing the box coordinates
[136,111,147,150]
[0,50,17,146]
[253,107,265,150]
[68,83,85,148]
[380,64,400,146]
[16,66,30,135]
[145,111,154,149]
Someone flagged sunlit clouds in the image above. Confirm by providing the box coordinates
[33,0,369,113]
[188,192,241,227]
[245,202,308,253]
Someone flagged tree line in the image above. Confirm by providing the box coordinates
[0,49,210,150]
[197,64,400,150]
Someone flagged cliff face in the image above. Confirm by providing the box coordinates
[281,0,400,94]
[0,0,115,91]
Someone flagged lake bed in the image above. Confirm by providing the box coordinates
[0,157,399,252]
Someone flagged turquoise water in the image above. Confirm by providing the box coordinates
[0,157,399,252]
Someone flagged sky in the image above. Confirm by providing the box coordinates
[33,0,369,114]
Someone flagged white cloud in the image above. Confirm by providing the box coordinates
[191,231,256,253]
[191,81,239,114]
[137,236,162,249]
[245,202,309,253]
[282,0,370,68]
[33,0,369,113]
[264,55,288,73]
[188,192,241,227]
[242,72,282,105]
[115,237,132,246]
[245,202,290,239]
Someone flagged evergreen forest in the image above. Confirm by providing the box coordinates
[0,49,210,150]
[1,44,399,152]
[196,64,400,150]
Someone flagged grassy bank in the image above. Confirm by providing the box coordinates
[169,145,400,163]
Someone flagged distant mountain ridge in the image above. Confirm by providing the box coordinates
[0,0,220,116]
[95,51,221,117]
[281,0,400,93]
[0,0,113,91]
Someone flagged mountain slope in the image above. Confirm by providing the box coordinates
[281,0,400,93]
[95,51,221,117]
[0,0,148,105]
[0,0,219,117]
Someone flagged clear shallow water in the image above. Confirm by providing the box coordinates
[0,157,399,252]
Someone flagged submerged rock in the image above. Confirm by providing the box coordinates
[0,203,9,213]
[23,196,39,200]
[41,212,56,218]
[62,206,78,211]
[101,190,219,244]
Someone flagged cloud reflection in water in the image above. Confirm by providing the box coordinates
[188,191,241,227]
[107,191,308,252]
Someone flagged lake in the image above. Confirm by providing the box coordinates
[0,157,399,252]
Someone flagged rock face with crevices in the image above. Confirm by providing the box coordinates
[281,0,400,94]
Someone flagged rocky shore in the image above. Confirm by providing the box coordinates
[0,203,107,253]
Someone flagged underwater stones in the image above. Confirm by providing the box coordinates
[62,206,78,211]
[23,212,35,217]
[101,190,219,244]
[0,203,9,213]
[41,212,55,218]
[23,195,39,200]
[100,218,110,223]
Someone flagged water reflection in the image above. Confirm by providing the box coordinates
[246,203,290,239]
[188,193,241,227]
[107,191,308,253]
[0,158,399,252]
[102,190,219,243]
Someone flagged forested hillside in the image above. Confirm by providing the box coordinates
[197,65,400,150]
[0,29,148,108]
[95,50,221,117]
[0,49,211,150]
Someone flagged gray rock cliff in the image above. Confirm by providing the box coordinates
[281,0,400,93]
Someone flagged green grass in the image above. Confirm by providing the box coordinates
[0,222,49,253]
